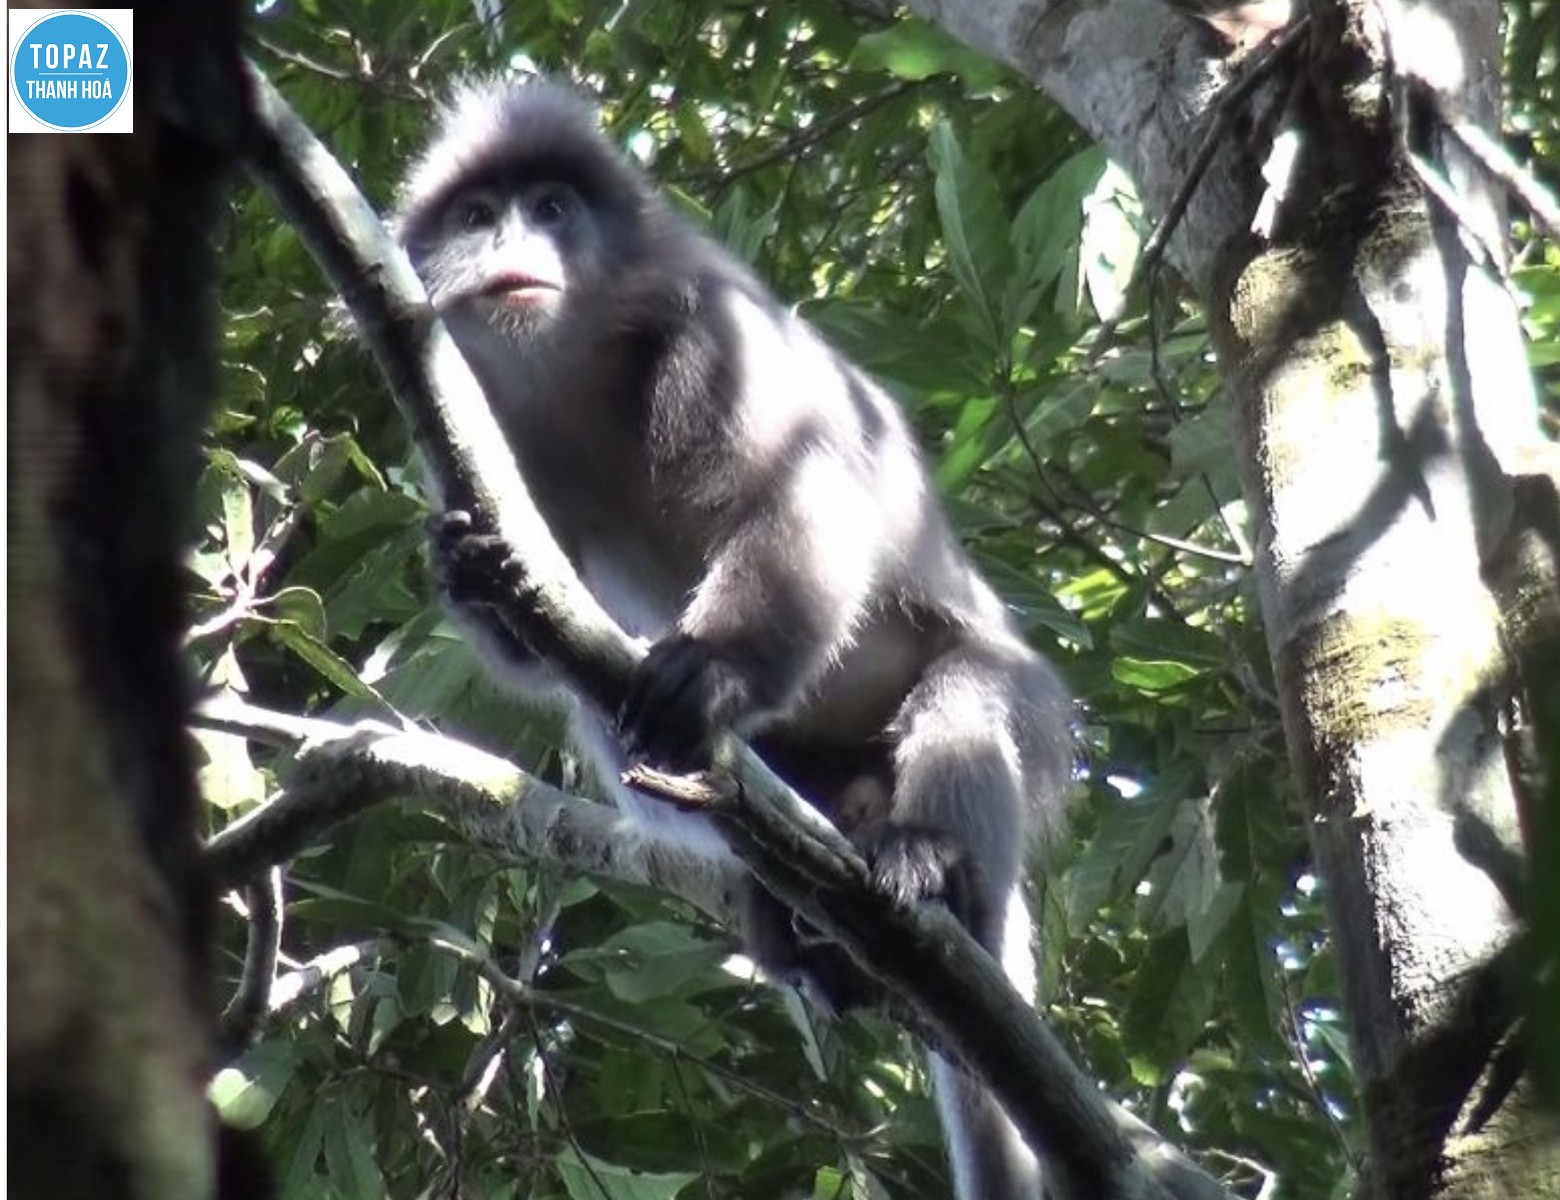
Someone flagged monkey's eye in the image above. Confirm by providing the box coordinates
[528,187,575,228]
[454,196,498,231]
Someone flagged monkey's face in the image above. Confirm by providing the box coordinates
[406,179,614,349]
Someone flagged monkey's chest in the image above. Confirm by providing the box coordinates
[514,445,701,641]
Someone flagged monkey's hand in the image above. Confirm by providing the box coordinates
[618,634,756,772]
[428,510,541,668]
[429,510,526,610]
[855,823,996,951]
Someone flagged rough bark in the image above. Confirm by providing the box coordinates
[7,3,247,1197]
[910,0,1558,1195]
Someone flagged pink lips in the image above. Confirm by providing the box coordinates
[480,273,561,303]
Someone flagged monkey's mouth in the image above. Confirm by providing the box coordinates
[479,274,562,304]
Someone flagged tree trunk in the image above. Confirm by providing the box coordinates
[908,0,1559,1194]
[7,3,247,1197]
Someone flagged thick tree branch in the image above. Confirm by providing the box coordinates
[198,699,742,925]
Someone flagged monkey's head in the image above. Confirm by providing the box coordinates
[394,78,657,354]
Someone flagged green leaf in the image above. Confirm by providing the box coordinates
[1122,931,1219,1082]
[931,393,1000,490]
[274,431,386,502]
[286,490,423,599]
[277,1093,327,1198]
[780,986,830,1080]
[1215,757,1297,877]
[1066,773,1193,918]
[806,300,989,393]
[208,447,291,503]
[591,921,731,1003]
[209,1042,298,1130]
[711,185,779,264]
[929,121,1010,338]
[851,18,1006,87]
[322,1099,383,1199]
[1056,564,1132,622]
[977,555,1091,644]
[320,487,423,539]
[1112,657,1201,692]
[1139,797,1220,934]
[271,619,382,702]
[1111,618,1228,668]
[1219,888,1288,1054]
[220,466,256,568]
[1313,1016,1355,1075]
[1166,402,1233,479]
[576,1109,751,1173]
[322,524,425,639]
[1079,159,1146,319]
[196,722,266,812]
[673,101,715,165]
[1004,147,1102,331]
[1188,881,1244,963]
[556,1148,697,1200]
[267,586,327,640]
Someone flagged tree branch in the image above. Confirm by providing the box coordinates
[266,938,394,1020]
[218,867,284,1053]
[198,698,743,927]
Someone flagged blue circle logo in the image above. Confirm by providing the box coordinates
[12,11,131,132]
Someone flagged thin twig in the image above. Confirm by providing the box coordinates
[710,80,919,186]
[996,382,1193,617]
[268,938,393,1017]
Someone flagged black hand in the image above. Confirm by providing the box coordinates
[618,634,754,771]
[428,510,525,610]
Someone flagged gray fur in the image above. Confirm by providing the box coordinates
[399,77,1072,1200]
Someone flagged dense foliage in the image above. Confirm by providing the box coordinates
[197,2,1559,1196]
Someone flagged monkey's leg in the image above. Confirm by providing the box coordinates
[883,644,1048,1200]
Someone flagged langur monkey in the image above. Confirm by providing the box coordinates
[395,77,1072,1200]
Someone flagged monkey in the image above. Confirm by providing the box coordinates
[394,77,1073,1200]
